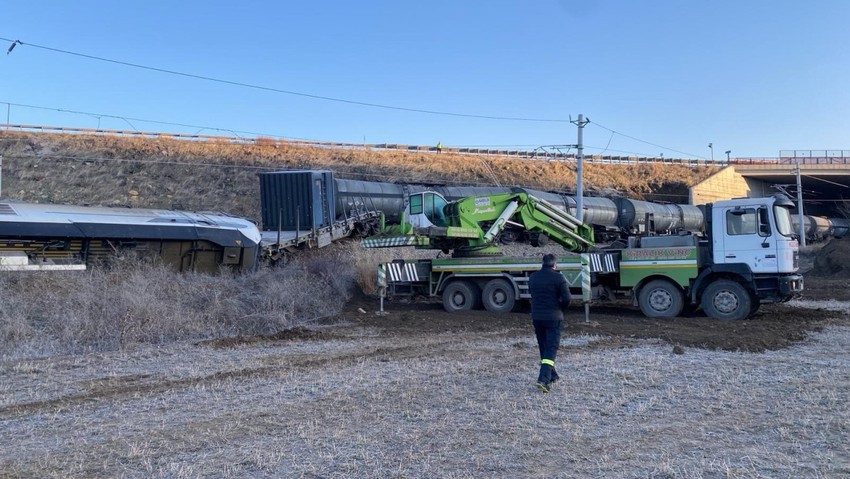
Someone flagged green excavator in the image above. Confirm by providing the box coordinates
[361,188,595,256]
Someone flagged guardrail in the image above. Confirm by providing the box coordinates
[1,122,798,167]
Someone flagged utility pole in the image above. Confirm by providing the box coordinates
[571,114,591,323]
[708,143,714,161]
[572,114,589,222]
[796,158,806,248]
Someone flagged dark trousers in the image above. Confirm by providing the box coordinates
[533,320,562,384]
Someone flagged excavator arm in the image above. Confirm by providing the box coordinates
[442,190,594,253]
[362,189,595,255]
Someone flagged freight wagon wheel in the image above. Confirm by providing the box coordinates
[482,279,516,313]
[638,279,684,318]
[499,229,519,244]
[701,279,751,321]
[529,232,549,247]
[442,281,481,312]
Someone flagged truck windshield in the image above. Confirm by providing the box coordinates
[424,193,447,227]
[774,206,794,236]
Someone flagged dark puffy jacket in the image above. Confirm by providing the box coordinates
[529,267,572,322]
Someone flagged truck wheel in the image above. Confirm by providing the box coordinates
[482,279,516,313]
[442,281,480,312]
[701,279,752,321]
[638,279,684,318]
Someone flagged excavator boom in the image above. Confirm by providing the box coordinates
[362,190,595,256]
[444,191,594,252]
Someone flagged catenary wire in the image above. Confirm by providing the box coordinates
[1,37,713,156]
[0,37,568,123]
[0,101,325,142]
[3,101,581,149]
[589,120,708,160]
[1,103,679,157]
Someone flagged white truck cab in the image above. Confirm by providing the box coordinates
[711,194,799,274]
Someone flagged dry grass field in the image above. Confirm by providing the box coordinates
[1,292,847,478]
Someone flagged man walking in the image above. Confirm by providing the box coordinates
[528,253,571,392]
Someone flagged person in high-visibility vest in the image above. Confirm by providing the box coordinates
[436,141,443,154]
[528,253,572,392]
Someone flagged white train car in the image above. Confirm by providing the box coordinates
[0,201,261,273]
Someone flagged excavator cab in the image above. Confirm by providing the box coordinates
[407,192,448,228]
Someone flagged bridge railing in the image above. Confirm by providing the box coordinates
[778,150,850,165]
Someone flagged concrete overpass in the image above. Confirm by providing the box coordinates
[691,152,850,216]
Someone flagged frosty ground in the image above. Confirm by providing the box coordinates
[1,281,848,478]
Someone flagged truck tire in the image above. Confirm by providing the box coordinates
[442,281,480,312]
[638,279,684,318]
[482,279,516,313]
[701,279,752,321]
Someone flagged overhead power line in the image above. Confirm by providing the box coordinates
[2,36,713,157]
[0,36,567,123]
[0,100,326,142]
[589,120,708,160]
[1,105,706,160]
[0,102,682,156]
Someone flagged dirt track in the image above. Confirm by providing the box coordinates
[348,279,844,354]
[346,242,850,353]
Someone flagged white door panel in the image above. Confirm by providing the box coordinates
[716,205,779,273]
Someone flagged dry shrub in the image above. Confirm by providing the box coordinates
[0,256,357,361]
[342,242,434,295]
[352,249,394,295]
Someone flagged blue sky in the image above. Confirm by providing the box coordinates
[1,1,847,159]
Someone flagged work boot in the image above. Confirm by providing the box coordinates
[535,381,550,393]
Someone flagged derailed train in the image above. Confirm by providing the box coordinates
[790,214,849,240]
[2,168,846,274]
[329,175,848,241]
[332,177,704,241]
[258,170,706,245]
[0,201,261,273]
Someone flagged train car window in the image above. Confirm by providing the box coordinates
[726,209,756,235]
[409,194,423,215]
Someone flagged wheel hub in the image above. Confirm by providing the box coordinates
[492,290,507,305]
[649,289,672,312]
[452,293,466,306]
[712,290,739,314]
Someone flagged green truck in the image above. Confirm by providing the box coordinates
[364,190,804,320]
